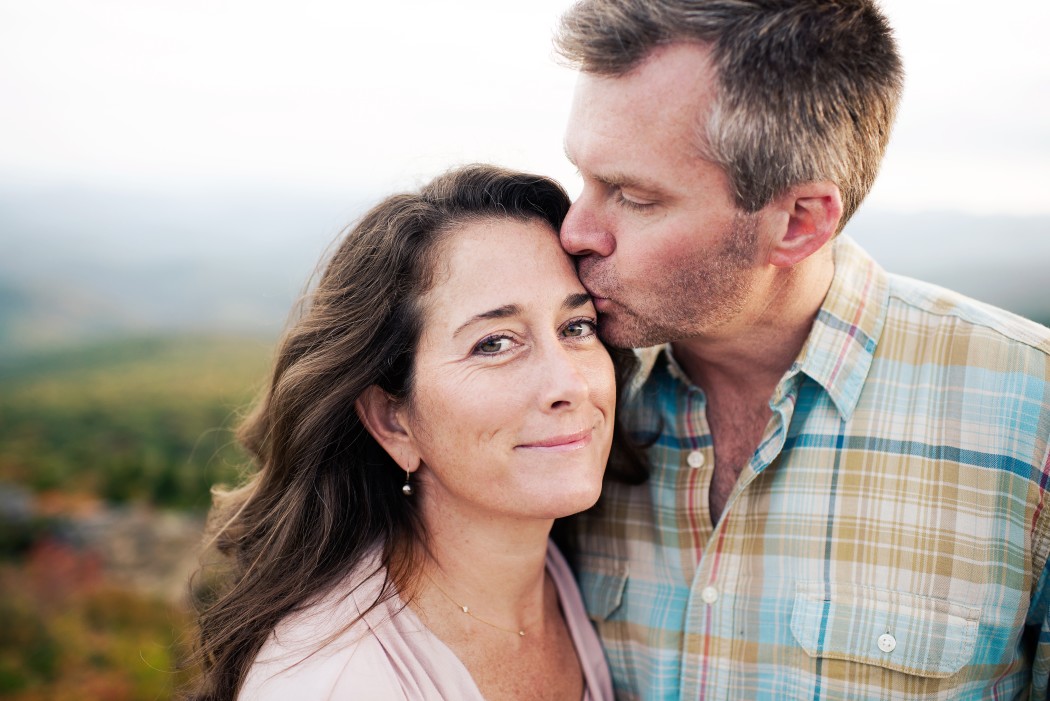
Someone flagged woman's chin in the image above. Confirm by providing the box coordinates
[543,480,604,519]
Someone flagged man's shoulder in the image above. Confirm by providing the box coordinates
[884,272,1050,359]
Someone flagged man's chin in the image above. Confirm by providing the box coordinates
[597,313,660,349]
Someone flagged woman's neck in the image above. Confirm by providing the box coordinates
[403,501,586,700]
[412,504,555,637]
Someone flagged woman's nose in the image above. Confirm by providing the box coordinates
[540,344,590,411]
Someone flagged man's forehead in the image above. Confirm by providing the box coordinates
[563,60,716,171]
[566,45,717,126]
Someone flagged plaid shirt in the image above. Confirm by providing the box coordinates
[572,236,1050,700]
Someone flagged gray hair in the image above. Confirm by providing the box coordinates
[555,0,904,228]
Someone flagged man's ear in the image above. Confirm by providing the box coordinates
[767,181,843,268]
[355,385,419,472]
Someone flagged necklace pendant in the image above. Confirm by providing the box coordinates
[518,630,525,637]
[462,606,469,613]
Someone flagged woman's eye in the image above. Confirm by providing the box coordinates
[474,336,512,355]
[562,319,597,338]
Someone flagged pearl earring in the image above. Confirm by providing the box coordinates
[402,468,413,496]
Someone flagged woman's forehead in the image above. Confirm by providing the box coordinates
[421,217,585,325]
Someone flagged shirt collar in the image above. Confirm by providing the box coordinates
[627,235,889,421]
[790,235,888,420]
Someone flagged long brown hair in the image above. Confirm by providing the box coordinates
[185,164,645,700]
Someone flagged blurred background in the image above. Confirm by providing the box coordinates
[1,0,1048,698]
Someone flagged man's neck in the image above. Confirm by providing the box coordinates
[672,247,835,400]
[673,248,836,525]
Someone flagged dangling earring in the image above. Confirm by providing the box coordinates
[402,468,414,496]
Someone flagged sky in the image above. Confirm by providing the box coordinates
[1,0,1048,215]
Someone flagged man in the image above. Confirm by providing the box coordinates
[555,1,1050,699]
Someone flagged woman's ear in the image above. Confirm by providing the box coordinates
[355,385,419,472]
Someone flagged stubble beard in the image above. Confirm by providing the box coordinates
[590,213,761,349]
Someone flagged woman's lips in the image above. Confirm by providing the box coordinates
[517,429,594,451]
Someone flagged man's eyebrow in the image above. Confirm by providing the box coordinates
[563,151,663,194]
[451,293,593,339]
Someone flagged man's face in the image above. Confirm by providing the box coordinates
[562,43,764,349]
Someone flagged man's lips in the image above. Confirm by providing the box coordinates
[579,281,611,310]
[517,429,594,451]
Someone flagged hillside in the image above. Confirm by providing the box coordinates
[1,184,1047,359]
[0,335,272,509]
[0,335,278,699]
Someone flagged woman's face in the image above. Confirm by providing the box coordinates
[402,216,615,523]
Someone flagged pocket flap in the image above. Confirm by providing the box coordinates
[576,552,629,622]
[791,580,981,679]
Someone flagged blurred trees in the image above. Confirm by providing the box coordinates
[0,335,271,510]
[0,545,196,701]
[0,335,271,699]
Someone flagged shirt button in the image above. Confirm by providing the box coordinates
[878,633,897,653]
[700,586,719,604]
[687,450,705,468]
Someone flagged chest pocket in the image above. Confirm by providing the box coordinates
[791,580,981,679]
[576,551,629,622]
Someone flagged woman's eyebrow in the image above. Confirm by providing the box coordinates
[452,293,591,339]
[563,292,592,310]
[453,304,520,338]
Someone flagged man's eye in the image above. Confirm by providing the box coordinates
[616,191,655,211]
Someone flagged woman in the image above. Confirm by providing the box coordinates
[188,164,644,700]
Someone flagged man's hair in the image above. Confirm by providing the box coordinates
[555,0,904,228]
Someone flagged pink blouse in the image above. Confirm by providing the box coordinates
[239,542,613,700]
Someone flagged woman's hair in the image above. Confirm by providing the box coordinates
[185,163,646,700]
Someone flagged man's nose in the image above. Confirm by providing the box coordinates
[560,195,615,258]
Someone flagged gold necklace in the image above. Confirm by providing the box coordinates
[426,573,527,638]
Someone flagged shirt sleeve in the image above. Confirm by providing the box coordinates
[1030,448,1050,700]
[1031,567,1050,698]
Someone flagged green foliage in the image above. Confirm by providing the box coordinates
[0,562,197,701]
[0,335,272,510]
[0,589,59,691]
[0,335,266,699]
[0,515,53,560]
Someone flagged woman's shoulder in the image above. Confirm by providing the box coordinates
[238,553,410,699]
[239,551,485,700]
[239,627,407,700]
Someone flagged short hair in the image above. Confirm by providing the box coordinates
[555,0,904,228]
